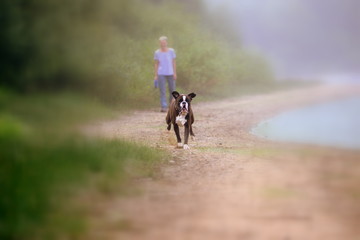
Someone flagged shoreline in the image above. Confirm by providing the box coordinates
[87,83,360,240]
[251,93,360,151]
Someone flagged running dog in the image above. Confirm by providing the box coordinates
[166,91,196,149]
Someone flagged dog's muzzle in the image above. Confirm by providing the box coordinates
[180,101,188,113]
[181,107,188,114]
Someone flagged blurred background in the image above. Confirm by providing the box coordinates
[206,0,360,81]
[0,0,359,239]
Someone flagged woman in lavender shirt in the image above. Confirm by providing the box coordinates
[154,36,177,112]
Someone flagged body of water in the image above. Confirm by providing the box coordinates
[251,96,360,150]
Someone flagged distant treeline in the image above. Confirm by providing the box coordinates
[0,0,274,106]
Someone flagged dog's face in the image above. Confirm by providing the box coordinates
[172,91,196,113]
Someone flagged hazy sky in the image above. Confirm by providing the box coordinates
[205,0,360,81]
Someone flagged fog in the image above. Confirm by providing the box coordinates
[205,0,360,82]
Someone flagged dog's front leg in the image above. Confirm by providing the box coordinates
[173,124,182,148]
[183,123,190,149]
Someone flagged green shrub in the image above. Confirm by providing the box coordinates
[0,133,164,239]
[0,90,166,239]
[0,0,274,107]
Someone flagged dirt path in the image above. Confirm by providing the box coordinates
[86,84,360,240]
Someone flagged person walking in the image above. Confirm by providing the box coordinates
[154,36,177,112]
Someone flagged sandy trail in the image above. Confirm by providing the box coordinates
[86,84,360,240]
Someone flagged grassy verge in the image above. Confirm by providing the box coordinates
[0,89,166,239]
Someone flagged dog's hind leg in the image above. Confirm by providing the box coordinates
[173,124,182,148]
[190,125,195,137]
[189,114,195,137]
[166,113,171,131]
[190,125,196,141]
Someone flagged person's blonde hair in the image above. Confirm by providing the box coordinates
[159,36,168,41]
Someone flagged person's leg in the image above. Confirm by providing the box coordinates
[167,75,176,104]
[158,75,167,109]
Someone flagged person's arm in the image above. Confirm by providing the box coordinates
[154,60,159,80]
[173,59,177,80]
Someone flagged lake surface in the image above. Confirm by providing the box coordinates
[251,96,360,150]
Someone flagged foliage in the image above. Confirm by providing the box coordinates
[0,135,163,239]
[0,0,274,106]
[0,91,165,239]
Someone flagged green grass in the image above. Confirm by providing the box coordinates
[0,90,166,239]
[0,89,117,134]
[0,136,165,239]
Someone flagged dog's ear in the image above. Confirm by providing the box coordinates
[188,92,196,99]
[172,91,180,99]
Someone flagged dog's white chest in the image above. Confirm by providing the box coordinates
[176,114,187,127]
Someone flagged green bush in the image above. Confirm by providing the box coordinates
[0,132,164,239]
[0,90,166,239]
[0,0,274,106]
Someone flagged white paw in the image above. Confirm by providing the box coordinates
[177,143,183,148]
[183,144,190,150]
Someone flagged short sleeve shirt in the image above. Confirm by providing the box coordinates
[154,48,176,75]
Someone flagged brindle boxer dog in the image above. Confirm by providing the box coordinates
[166,91,196,149]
